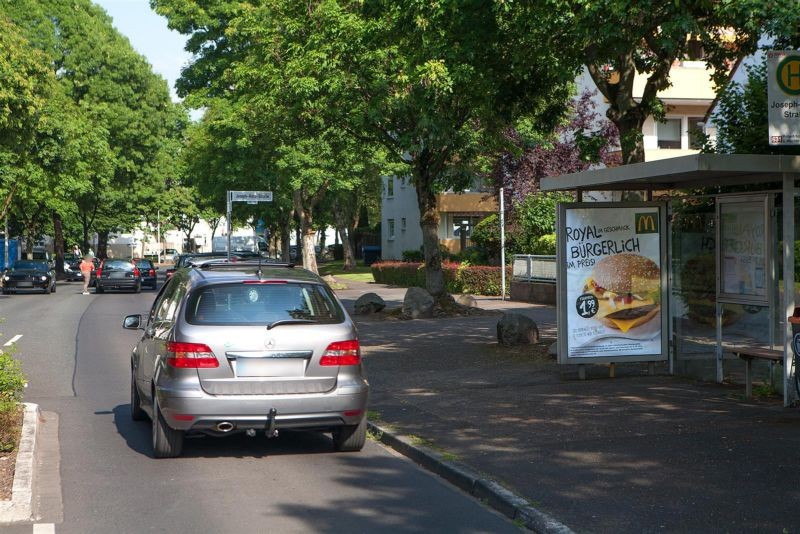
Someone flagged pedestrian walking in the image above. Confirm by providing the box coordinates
[72,244,82,257]
[80,254,94,294]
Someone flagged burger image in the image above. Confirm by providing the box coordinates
[583,253,660,333]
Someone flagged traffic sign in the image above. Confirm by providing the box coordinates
[229,191,273,203]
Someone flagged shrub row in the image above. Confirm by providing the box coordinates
[371,261,511,296]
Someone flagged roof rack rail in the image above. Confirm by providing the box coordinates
[197,260,295,269]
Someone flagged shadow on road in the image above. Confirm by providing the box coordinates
[110,404,338,459]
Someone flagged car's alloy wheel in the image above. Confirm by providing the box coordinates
[130,372,146,421]
[151,391,184,458]
[332,416,367,452]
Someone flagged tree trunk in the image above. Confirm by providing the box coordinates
[97,230,109,259]
[82,217,90,254]
[344,229,356,270]
[613,111,647,165]
[53,211,65,274]
[413,153,444,296]
[301,224,318,273]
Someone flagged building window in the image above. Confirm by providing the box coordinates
[387,219,395,240]
[401,218,406,232]
[688,117,705,149]
[386,177,394,198]
[657,118,682,149]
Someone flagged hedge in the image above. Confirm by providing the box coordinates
[371,261,511,296]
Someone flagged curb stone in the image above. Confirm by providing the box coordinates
[368,421,574,533]
[0,402,39,523]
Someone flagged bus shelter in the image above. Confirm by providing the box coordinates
[541,154,800,406]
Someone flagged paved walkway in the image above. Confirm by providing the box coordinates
[335,280,800,533]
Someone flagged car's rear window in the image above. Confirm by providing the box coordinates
[136,259,153,269]
[185,282,345,325]
[103,260,134,271]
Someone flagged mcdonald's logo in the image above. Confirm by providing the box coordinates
[635,213,658,234]
[777,55,800,96]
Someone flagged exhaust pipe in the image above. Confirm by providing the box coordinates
[215,421,235,432]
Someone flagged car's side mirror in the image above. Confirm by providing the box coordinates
[123,314,143,330]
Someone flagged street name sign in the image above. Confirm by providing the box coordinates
[230,191,273,204]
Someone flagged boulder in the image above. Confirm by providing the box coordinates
[354,292,386,315]
[403,287,435,319]
[496,313,540,346]
[455,294,477,308]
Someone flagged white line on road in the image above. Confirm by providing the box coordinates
[33,524,55,534]
[3,334,22,346]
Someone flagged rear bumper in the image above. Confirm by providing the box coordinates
[155,379,369,431]
[97,279,139,290]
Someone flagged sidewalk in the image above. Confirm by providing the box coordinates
[336,280,800,533]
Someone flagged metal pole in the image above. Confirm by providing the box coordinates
[783,174,796,406]
[500,187,506,301]
[227,191,232,261]
[157,210,161,263]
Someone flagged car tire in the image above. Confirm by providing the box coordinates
[130,372,146,421]
[44,284,51,294]
[52,283,56,293]
[152,392,183,458]
[332,416,367,452]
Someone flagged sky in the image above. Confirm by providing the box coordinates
[92,0,191,103]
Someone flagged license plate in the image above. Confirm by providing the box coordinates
[237,358,306,377]
[17,282,33,287]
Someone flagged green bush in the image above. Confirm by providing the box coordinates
[0,350,26,452]
[371,261,511,296]
[401,249,424,262]
[532,234,557,255]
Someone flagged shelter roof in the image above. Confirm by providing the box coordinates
[540,154,800,192]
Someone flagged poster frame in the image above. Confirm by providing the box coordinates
[556,201,669,365]
[715,194,771,306]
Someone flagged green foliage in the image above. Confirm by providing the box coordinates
[511,192,571,254]
[532,234,557,255]
[371,261,510,296]
[0,347,26,452]
[401,249,424,263]
[0,351,25,405]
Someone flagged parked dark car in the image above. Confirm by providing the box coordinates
[2,260,56,294]
[132,258,158,289]
[95,259,142,293]
[65,257,99,285]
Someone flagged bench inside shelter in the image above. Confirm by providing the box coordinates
[727,345,783,399]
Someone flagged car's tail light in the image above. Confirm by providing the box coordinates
[320,340,361,366]
[166,341,219,368]
[149,269,155,276]
[96,267,102,277]
[133,267,140,277]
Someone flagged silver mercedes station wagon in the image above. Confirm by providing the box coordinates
[123,261,369,458]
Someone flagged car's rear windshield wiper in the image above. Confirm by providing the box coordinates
[266,319,317,330]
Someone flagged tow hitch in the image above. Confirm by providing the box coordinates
[265,408,279,438]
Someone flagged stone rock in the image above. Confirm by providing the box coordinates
[496,313,540,346]
[354,292,386,315]
[455,294,477,308]
[403,287,435,319]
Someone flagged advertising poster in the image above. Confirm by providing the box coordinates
[718,198,767,302]
[561,204,664,359]
[768,50,800,146]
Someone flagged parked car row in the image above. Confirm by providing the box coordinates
[1,257,160,295]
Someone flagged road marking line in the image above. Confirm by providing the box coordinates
[33,524,55,534]
[3,334,22,346]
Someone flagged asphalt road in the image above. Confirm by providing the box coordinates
[0,279,517,533]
